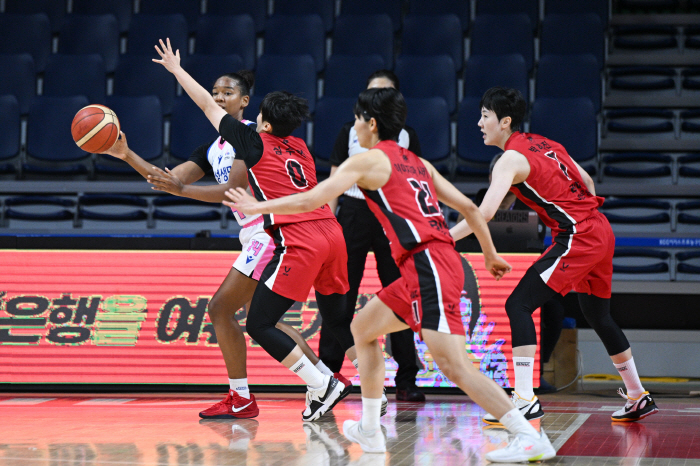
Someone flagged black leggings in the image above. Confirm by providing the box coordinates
[245,284,354,363]
[506,267,630,356]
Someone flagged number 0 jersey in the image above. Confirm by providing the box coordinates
[505,131,605,235]
[361,140,454,264]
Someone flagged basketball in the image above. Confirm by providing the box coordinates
[70,104,120,153]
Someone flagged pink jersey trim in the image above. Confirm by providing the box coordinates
[252,239,275,281]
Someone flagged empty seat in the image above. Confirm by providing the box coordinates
[612,25,678,51]
[676,201,700,233]
[605,108,675,139]
[681,109,700,139]
[405,97,451,165]
[678,153,700,181]
[541,14,605,69]
[5,196,77,230]
[476,0,538,30]
[127,14,188,58]
[538,54,601,112]
[545,0,609,25]
[608,66,676,97]
[618,0,680,10]
[401,14,463,72]
[599,198,672,234]
[78,194,149,229]
[324,55,386,97]
[153,196,224,232]
[684,25,700,50]
[194,15,255,70]
[254,55,317,113]
[601,153,673,182]
[0,54,36,114]
[58,15,120,73]
[681,67,700,92]
[207,0,267,33]
[274,0,335,32]
[313,97,357,163]
[676,250,700,280]
[612,247,671,281]
[340,0,402,32]
[113,56,177,115]
[0,95,21,174]
[471,14,534,72]
[170,95,219,162]
[530,98,598,164]
[332,15,394,69]
[72,0,132,33]
[139,0,201,33]
[409,0,470,31]
[43,54,106,104]
[463,54,528,102]
[0,14,52,72]
[264,15,326,72]
[183,55,245,90]
[395,55,457,114]
[5,0,66,33]
[456,97,501,178]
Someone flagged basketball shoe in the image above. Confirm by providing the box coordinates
[343,420,386,453]
[483,392,544,425]
[611,388,659,422]
[199,391,259,419]
[484,429,556,463]
[302,375,348,422]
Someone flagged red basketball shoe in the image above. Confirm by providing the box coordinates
[199,391,259,419]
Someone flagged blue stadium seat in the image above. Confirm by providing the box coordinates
[681,109,700,139]
[5,196,77,229]
[471,14,534,72]
[195,15,256,71]
[545,0,609,25]
[395,55,457,114]
[409,0,470,32]
[612,247,670,280]
[601,153,673,183]
[456,97,501,178]
[0,95,20,174]
[113,56,177,115]
[169,95,219,162]
[401,14,463,72]
[58,15,120,73]
[5,0,66,33]
[537,54,601,112]
[274,0,335,32]
[608,66,676,98]
[612,25,678,52]
[139,0,201,33]
[78,194,149,229]
[618,0,680,11]
[541,14,605,69]
[25,96,91,175]
[324,55,386,97]
[332,15,394,69]
[207,0,267,33]
[676,250,700,280]
[678,153,700,182]
[463,54,529,102]
[43,54,106,104]
[153,196,224,232]
[676,201,700,233]
[605,108,675,139]
[340,0,402,32]
[254,55,317,113]
[183,55,245,91]
[0,14,52,72]
[313,97,356,163]
[0,54,36,114]
[600,198,672,234]
[530,98,598,164]
[405,97,451,166]
[127,14,188,58]
[476,0,538,30]
[72,0,132,33]
[265,15,326,72]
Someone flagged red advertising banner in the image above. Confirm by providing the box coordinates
[0,250,539,387]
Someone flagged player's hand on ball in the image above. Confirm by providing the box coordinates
[485,255,512,281]
[147,167,184,195]
[102,131,129,159]
[152,38,181,72]
[224,188,259,215]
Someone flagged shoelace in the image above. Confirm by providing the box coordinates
[617,387,640,409]
[209,392,235,410]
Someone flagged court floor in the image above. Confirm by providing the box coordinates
[1,391,699,465]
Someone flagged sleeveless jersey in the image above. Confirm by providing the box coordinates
[361,140,454,264]
[247,133,335,229]
[505,132,604,235]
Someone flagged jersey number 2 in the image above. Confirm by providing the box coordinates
[286,159,308,189]
[408,178,441,217]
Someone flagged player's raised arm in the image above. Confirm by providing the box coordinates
[153,38,226,131]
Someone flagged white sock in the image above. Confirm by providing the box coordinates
[513,357,535,400]
[228,378,250,399]
[614,357,645,399]
[499,408,539,438]
[352,359,359,371]
[289,355,325,389]
[315,360,334,376]
[360,397,382,432]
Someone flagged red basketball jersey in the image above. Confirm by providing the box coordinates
[248,133,335,229]
[361,140,454,263]
[505,131,604,235]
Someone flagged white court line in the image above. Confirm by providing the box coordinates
[551,413,590,451]
[75,398,137,405]
[0,398,55,405]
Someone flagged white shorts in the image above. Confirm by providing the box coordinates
[233,220,276,281]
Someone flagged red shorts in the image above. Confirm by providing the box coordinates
[260,218,350,302]
[534,211,614,298]
[378,241,465,336]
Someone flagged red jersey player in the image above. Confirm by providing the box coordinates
[225,88,556,463]
[451,87,658,425]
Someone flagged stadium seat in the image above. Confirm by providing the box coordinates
[24,96,91,175]
[605,108,675,139]
[545,0,609,25]
[530,98,598,165]
[113,55,177,115]
[183,55,245,91]
[476,0,538,30]
[340,0,402,32]
[401,14,464,72]
[676,250,700,280]
[681,67,700,93]
[0,95,20,174]
[0,54,36,114]
[254,55,317,113]
[169,95,219,162]
[0,14,52,72]
[194,15,256,71]
[139,0,201,33]
[313,97,356,164]
[5,0,66,33]
[608,66,676,99]
[405,97,451,167]
[324,55,386,97]
[676,201,700,233]
[601,153,673,183]
[537,54,602,112]
[274,0,335,32]
[471,14,534,72]
[58,15,120,73]
[5,196,77,230]
[618,0,680,10]
[207,0,267,33]
[463,54,529,102]
[332,15,394,69]
[127,14,188,58]
[395,56,458,114]
[599,198,672,234]
[72,0,132,33]
[612,247,671,281]
[681,109,700,139]
[678,153,700,182]
[409,0,470,32]
[541,14,605,69]
[684,25,700,50]
[612,25,678,53]
[42,54,106,104]
[78,194,149,230]
[153,196,224,233]
[455,97,501,178]
[264,15,326,72]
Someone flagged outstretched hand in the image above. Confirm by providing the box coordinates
[223,188,260,215]
[152,38,181,73]
[102,131,129,159]
[147,166,184,195]
[484,254,513,281]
